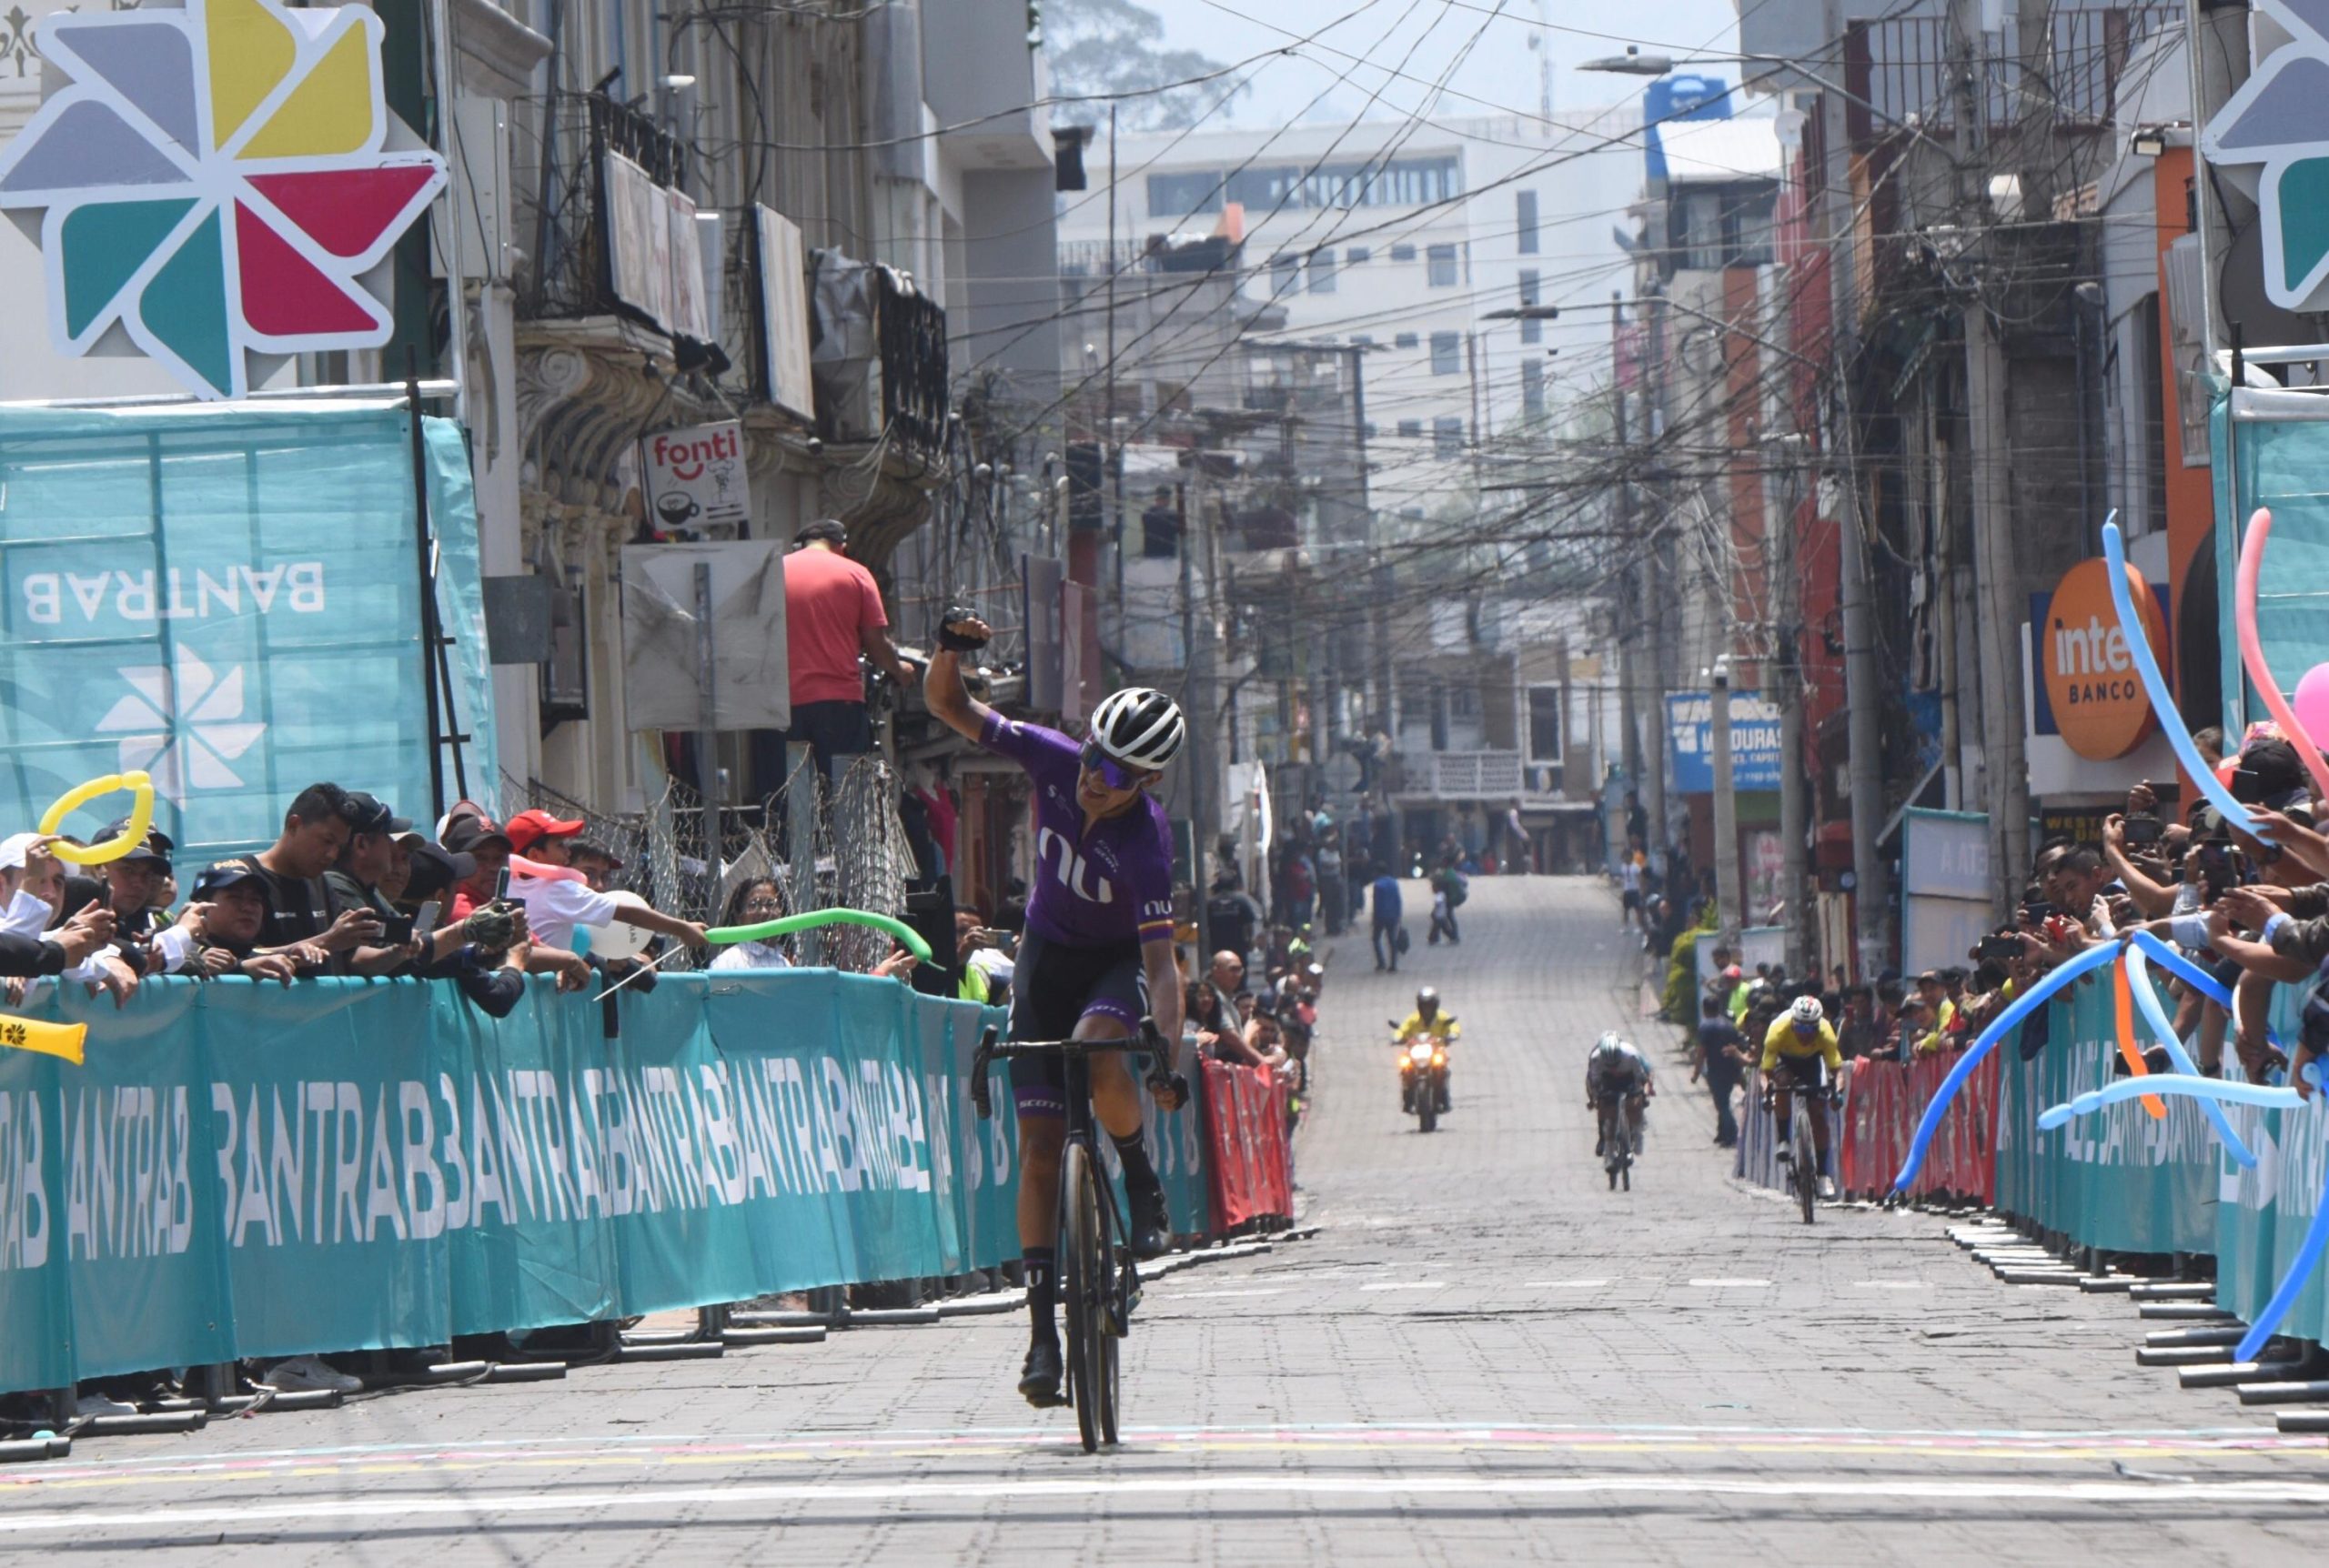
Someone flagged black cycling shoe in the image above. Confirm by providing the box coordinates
[1019,1338,1066,1407]
[1128,1181,1172,1260]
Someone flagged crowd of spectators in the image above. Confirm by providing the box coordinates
[1685,726,2329,1144]
[0,778,931,1416]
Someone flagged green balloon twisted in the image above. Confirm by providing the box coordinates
[705,908,933,962]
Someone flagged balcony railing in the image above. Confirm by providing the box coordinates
[1842,5,2173,146]
[1402,749,1527,799]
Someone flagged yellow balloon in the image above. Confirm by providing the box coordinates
[37,771,156,867]
[0,1014,86,1066]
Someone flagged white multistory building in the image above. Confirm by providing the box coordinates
[1054,107,1644,528]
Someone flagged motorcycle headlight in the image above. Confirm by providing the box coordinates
[1408,1042,1433,1064]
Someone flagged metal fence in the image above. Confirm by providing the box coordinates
[499,753,919,972]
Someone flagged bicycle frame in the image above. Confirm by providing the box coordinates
[969,1021,1178,1452]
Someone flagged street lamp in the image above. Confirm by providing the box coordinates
[1578,45,1674,76]
[1581,43,1959,162]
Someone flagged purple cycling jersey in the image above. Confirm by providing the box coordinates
[979,711,1175,949]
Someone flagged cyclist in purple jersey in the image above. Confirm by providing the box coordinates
[925,611,1191,1409]
[978,710,1178,949]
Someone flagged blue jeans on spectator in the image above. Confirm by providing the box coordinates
[1372,917,1400,971]
[1706,1063,1740,1146]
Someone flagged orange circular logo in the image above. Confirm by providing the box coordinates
[2042,558,2163,761]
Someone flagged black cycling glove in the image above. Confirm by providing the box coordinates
[936,607,990,653]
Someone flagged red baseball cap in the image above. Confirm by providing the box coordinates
[506,808,586,855]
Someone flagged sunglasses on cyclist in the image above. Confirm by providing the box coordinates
[1078,742,1142,791]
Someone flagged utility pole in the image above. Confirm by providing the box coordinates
[1821,0,1889,979]
[1105,106,1123,623]
[1951,0,2028,913]
[1181,470,1215,956]
[1611,317,1644,812]
[1770,439,1810,970]
[1710,655,1739,940]
[1640,297,1670,866]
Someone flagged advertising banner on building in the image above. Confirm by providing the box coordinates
[1665,689,1782,792]
[641,420,751,535]
[0,403,493,863]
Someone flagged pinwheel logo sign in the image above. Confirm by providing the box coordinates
[2202,0,2329,310]
[0,0,446,399]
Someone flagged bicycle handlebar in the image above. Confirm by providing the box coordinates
[968,1017,1183,1121]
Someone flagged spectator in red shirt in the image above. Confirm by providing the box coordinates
[759,518,916,786]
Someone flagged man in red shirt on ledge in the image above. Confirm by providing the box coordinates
[759,518,918,787]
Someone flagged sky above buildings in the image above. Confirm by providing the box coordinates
[1147,0,1745,131]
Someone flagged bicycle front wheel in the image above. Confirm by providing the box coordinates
[1792,1108,1817,1224]
[1061,1141,1108,1452]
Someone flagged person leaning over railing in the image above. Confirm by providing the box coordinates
[1,831,139,1006]
[0,832,117,991]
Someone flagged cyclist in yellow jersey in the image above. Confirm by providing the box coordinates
[1762,994,1842,1198]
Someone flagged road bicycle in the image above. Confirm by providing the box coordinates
[1768,1079,1840,1224]
[970,1018,1184,1453]
[1594,1091,1640,1191]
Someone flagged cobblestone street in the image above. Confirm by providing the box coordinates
[8,876,2324,1563]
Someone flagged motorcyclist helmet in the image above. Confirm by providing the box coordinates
[1416,986,1438,1011]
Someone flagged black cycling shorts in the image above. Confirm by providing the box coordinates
[1005,930,1150,1118]
[1770,1054,1829,1092]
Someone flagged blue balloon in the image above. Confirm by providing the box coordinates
[1893,939,2122,1191]
[2126,941,2259,1167]
[2239,1153,2329,1363]
[2102,518,2263,838]
[2126,929,2291,1056]
[2035,1072,2302,1131]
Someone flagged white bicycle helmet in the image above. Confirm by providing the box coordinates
[1789,994,1825,1030]
[1089,687,1186,770]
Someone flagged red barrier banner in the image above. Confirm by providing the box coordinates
[1200,1060,1293,1230]
[1839,1053,2000,1202]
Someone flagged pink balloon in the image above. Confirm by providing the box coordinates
[2298,663,2329,741]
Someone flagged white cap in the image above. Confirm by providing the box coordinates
[0,832,44,871]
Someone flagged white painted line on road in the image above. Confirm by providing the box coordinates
[1689,1278,1771,1288]
[1359,1281,1447,1292]
[1157,1288,1286,1301]
[14,1473,2329,1533]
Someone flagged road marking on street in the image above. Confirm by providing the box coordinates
[4,1422,2316,1502]
[1359,1281,1447,1292]
[1689,1278,1771,1288]
[14,1472,2329,1533]
[1523,1279,1610,1288]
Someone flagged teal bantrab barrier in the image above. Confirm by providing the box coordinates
[0,970,1204,1392]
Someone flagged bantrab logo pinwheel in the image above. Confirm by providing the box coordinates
[2202,0,2329,310]
[0,0,446,399]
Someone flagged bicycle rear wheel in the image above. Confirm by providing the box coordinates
[1061,1141,1107,1452]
